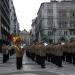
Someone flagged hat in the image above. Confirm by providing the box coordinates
[15,37,22,44]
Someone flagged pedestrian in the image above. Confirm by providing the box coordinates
[58,44,63,67]
[65,42,70,62]
[46,45,50,62]
[14,37,23,70]
[6,45,9,61]
[62,43,66,61]
[31,44,35,61]
[39,43,46,68]
[2,44,8,63]
[35,43,40,64]
[35,44,38,63]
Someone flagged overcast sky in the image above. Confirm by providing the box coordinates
[13,0,61,31]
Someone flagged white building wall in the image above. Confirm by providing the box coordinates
[37,1,75,43]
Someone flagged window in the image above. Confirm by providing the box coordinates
[47,17,53,27]
[58,21,67,28]
[48,31,49,36]
[64,31,67,36]
[70,31,72,35]
[73,31,75,35]
[58,9,67,18]
[70,10,75,18]
[73,12,74,16]
[48,31,53,36]
[59,31,61,36]
[70,21,75,28]
[70,31,75,35]
[47,9,53,16]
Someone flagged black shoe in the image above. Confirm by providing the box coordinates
[58,65,63,67]
[41,66,45,68]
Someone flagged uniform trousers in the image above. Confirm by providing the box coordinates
[66,52,69,62]
[3,54,7,63]
[72,53,75,65]
[40,56,45,68]
[26,51,28,56]
[56,56,62,67]
[36,55,39,64]
[7,52,9,61]
[47,54,51,62]
[16,57,22,69]
[68,53,72,63]
[31,53,35,61]
[63,52,66,61]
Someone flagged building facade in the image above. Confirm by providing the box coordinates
[0,0,10,40]
[63,0,75,1]
[9,0,19,36]
[31,19,36,42]
[19,29,30,45]
[33,0,75,43]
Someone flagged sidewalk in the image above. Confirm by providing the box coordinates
[0,53,75,75]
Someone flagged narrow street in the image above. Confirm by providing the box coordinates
[0,52,75,75]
